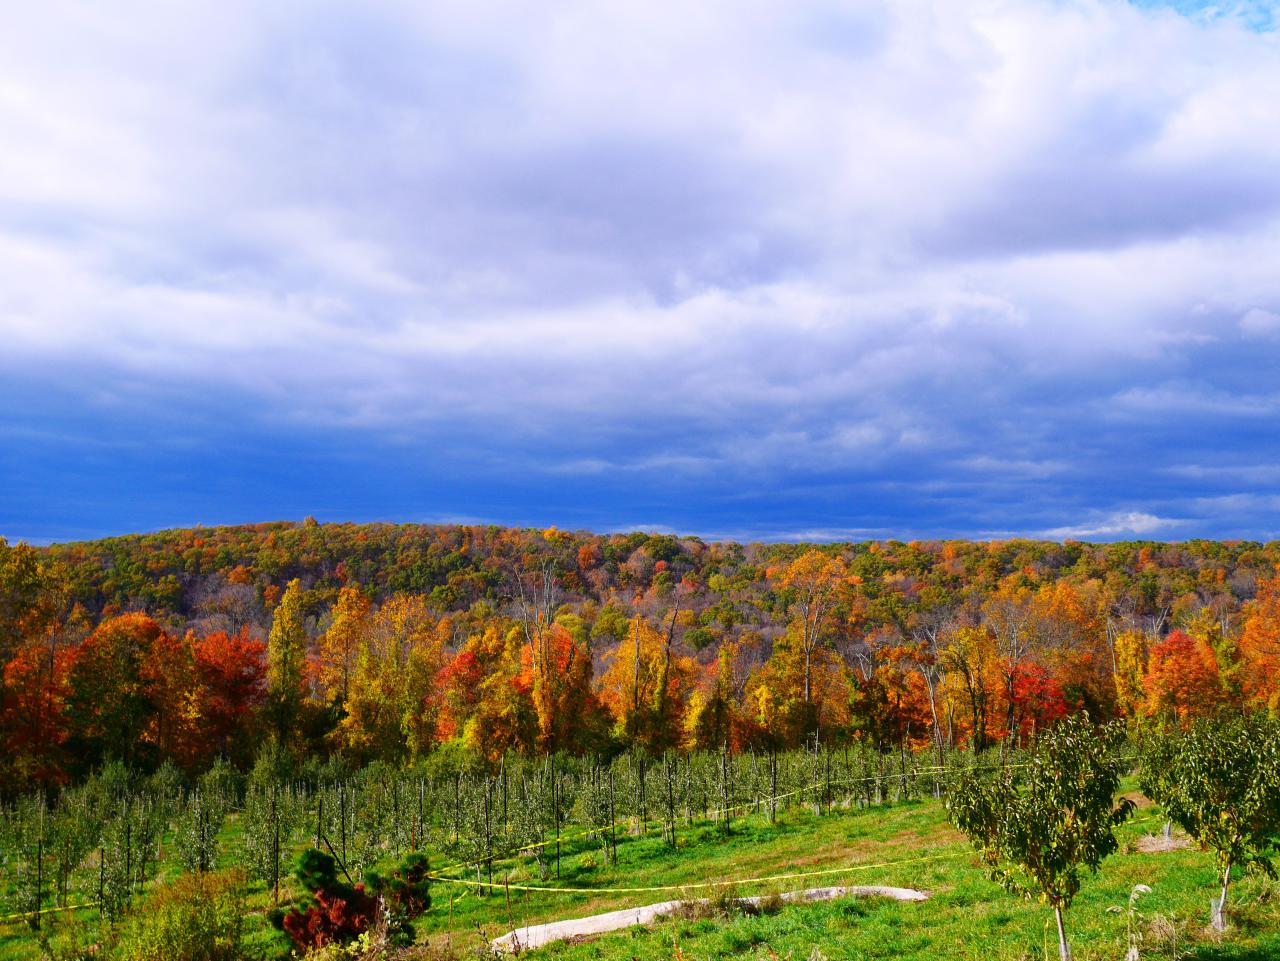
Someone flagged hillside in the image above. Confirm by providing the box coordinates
[1,522,1278,793]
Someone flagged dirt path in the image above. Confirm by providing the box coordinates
[491,885,929,952]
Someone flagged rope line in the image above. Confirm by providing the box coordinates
[426,850,966,894]
[426,808,1169,897]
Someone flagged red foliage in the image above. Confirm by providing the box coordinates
[193,627,267,762]
[0,639,76,788]
[433,648,483,742]
[281,884,378,951]
[1007,662,1068,742]
[1143,629,1222,723]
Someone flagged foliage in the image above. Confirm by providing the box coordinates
[111,869,246,961]
[278,848,378,951]
[172,789,224,874]
[1140,712,1280,929]
[363,852,433,945]
[946,715,1134,961]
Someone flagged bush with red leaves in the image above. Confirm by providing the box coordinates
[275,848,379,951]
[281,882,378,950]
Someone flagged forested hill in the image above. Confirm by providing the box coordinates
[3,521,1279,794]
[27,520,1280,632]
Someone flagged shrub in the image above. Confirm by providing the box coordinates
[277,848,378,951]
[364,852,432,944]
[112,869,245,961]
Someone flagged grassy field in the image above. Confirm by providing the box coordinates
[4,782,1278,960]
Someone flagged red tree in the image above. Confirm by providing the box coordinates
[194,628,267,766]
[1,637,76,789]
[1143,630,1222,724]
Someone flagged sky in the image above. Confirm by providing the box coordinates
[3,0,1280,545]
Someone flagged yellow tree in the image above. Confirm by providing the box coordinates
[746,626,851,747]
[685,644,740,751]
[334,595,447,762]
[1112,629,1149,717]
[598,613,695,752]
[771,551,850,704]
[315,586,372,706]
[941,625,997,751]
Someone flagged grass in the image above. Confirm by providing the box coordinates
[4,782,1279,960]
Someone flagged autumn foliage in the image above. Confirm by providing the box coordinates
[5,526,1280,793]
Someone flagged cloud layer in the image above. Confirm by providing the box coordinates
[3,1,1280,542]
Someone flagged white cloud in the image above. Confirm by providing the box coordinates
[962,456,1068,479]
[1043,511,1182,539]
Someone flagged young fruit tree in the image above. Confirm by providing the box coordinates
[946,715,1134,961]
[1139,713,1280,931]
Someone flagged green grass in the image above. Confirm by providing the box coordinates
[5,786,1279,960]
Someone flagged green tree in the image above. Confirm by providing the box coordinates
[947,715,1134,961]
[1140,713,1280,931]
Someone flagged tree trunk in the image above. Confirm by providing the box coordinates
[1054,905,1072,961]
[1213,860,1232,931]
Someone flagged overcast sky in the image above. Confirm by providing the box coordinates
[3,0,1280,544]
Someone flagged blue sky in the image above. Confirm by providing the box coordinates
[3,0,1280,545]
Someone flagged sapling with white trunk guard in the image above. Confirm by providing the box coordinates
[947,714,1133,961]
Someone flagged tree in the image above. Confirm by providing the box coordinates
[1005,663,1068,744]
[66,613,165,769]
[1142,630,1221,723]
[947,715,1134,961]
[940,625,997,751]
[685,644,741,751]
[516,620,602,755]
[771,551,849,705]
[512,561,564,750]
[906,604,954,766]
[746,629,851,747]
[982,584,1038,748]
[193,627,267,765]
[1111,629,1148,718]
[1140,714,1280,931]
[1239,575,1280,713]
[266,579,308,742]
[315,586,371,706]
[334,595,447,762]
[140,629,205,772]
[598,611,695,753]
[0,539,57,666]
[0,634,75,793]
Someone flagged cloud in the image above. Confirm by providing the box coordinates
[1042,511,1183,539]
[1165,463,1280,484]
[3,1,1280,541]
[961,456,1068,480]
[1240,306,1280,337]
[1108,384,1280,417]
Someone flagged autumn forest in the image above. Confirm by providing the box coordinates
[3,520,1278,795]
